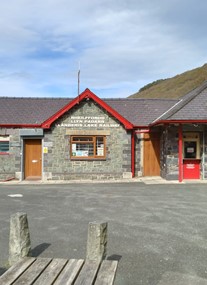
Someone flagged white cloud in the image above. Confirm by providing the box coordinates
[0,0,206,98]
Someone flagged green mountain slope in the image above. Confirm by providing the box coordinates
[129,64,207,99]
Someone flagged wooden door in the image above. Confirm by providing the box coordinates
[143,132,160,176]
[24,139,42,179]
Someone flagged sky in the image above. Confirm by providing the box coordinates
[0,0,206,98]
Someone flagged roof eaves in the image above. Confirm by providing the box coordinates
[133,125,150,129]
[160,80,207,121]
[151,99,182,124]
[41,89,134,130]
[151,119,207,127]
[0,124,41,128]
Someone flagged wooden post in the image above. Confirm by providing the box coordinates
[9,212,31,265]
[86,222,107,262]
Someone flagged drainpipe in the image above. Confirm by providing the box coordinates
[178,124,183,182]
[131,130,135,178]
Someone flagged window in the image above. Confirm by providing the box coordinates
[71,136,105,159]
[184,141,197,159]
[183,132,200,159]
[0,136,10,154]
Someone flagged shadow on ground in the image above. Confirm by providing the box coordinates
[0,267,7,276]
[107,254,122,261]
[30,243,51,257]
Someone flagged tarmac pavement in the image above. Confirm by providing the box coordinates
[1,182,207,284]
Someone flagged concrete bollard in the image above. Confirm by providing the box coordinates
[86,221,107,262]
[9,212,31,266]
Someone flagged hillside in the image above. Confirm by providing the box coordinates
[129,64,207,99]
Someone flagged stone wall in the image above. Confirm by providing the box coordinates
[134,133,141,176]
[196,127,206,179]
[0,128,21,180]
[43,99,132,180]
[160,126,179,180]
[160,125,207,180]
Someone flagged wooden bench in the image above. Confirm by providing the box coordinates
[0,257,118,285]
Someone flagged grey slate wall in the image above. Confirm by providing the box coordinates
[0,128,21,180]
[43,100,132,180]
[161,125,206,180]
[202,128,207,179]
[195,128,205,179]
[134,133,141,176]
[160,126,179,180]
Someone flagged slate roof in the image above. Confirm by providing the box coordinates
[0,97,72,125]
[2,80,207,127]
[159,81,207,121]
[0,96,177,127]
[104,98,177,126]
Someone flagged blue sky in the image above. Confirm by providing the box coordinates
[0,0,206,98]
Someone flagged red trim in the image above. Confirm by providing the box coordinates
[178,124,183,182]
[131,130,135,177]
[133,125,150,129]
[0,124,41,128]
[151,119,207,127]
[135,129,149,134]
[41,89,134,130]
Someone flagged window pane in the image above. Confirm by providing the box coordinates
[72,137,93,142]
[96,137,104,156]
[71,143,94,157]
[0,141,9,152]
[184,141,197,158]
[71,136,105,158]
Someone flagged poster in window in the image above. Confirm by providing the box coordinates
[187,147,194,153]
[97,148,104,156]
[72,144,76,152]
[76,150,89,156]
[83,151,88,156]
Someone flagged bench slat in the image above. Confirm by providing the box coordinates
[0,257,118,285]
[0,257,36,285]
[33,258,68,285]
[95,260,118,285]
[54,259,84,285]
[12,258,52,285]
[74,260,100,285]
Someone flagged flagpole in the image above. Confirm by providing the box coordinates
[78,62,80,103]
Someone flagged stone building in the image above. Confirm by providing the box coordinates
[1,83,207,182]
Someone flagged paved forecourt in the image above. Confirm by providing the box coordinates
[1,182,207,284]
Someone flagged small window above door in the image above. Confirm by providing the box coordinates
[184,141,197,159]
[183,132,200,159]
